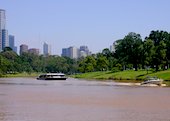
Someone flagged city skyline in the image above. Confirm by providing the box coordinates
[1,0,170,55]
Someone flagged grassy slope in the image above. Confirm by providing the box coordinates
[2,72,40,78]
[71,70,170,85]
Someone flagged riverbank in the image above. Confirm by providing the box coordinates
[1,70,170,86]
[71,70,170,86]
[0,72,40,78]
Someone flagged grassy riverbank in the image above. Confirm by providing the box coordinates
[71,70,170,86]
[1,72,40,78]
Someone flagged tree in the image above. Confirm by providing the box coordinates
[153,41,166,71]
[147,30,168,71]
[162,32,170,69]
[102,48,112,58]
[96,55,109,71]
[1,49,18,60]
[115,32,143,71]
[78,56,96,73]
[101,48,115,70]
[142,39,155,73]
[0,55,10,75]
[1,47,21,73]
[65,57,78,74]
[115,39,128,70]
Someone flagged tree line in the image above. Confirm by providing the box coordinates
[79,30,170,72]
[0,30,170,76]
[0,47,78,76]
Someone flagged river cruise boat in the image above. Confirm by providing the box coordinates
[37,73,67,80]
[141,76,163,85]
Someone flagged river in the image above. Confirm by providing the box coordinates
[0,77,170,121]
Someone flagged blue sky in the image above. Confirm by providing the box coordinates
[1,0,170,55]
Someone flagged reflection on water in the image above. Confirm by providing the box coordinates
[0,77,170,121]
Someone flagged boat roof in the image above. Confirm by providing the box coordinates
[40,73,65,76]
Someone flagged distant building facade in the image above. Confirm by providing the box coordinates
[62,46,79,59]
[9,35,17,53]
[0,9,9,51]
[79,45,91,57]
[9,35,14,49]
[70,46,79,59]
[28,48,39,55]
[43,42,51,56]
[62,48,70,57]
[62,45,91,59]
[20,44,28,55]
[2,29,8,49]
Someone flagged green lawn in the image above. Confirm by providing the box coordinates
[71,70,170,85]
[2,72,40,78]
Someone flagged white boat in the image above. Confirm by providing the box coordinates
[141,77,163,85]
[37,73,67,80]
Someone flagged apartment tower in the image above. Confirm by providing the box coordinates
[0,9,8,51]
[43,42,51,56]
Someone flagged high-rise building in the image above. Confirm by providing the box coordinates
[9,35,17,53]
[61,46,79,59]
[9,35,14,49]
[43,42,51,56]
[14,46,17,53]
[0,9,8,51]
[0,9,5,30]
[70,46,78,59]
[79,45,91,57]
[62,48,69,57]
[2,29,8,49]
[20,44,28,55]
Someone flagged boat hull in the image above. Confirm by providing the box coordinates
[141,80,162,85]
[37,77,67,80]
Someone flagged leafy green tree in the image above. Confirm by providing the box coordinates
[153,41,166,71]
[78,56,96,73]
[101,48,116,70]
[64,57,78,74]
[0,47,20,73]
[20,53,38,73]
[147,30,168,71]
[0,55,10,75]
[55,57,69,73]
[115,32,142,71]
[141,39,155,73]
[96,55,109,71]
[102,48,112,58]
[1,49,18,60]
[161,31,170,69]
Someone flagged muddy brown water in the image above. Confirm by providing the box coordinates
[0,77,170,121]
